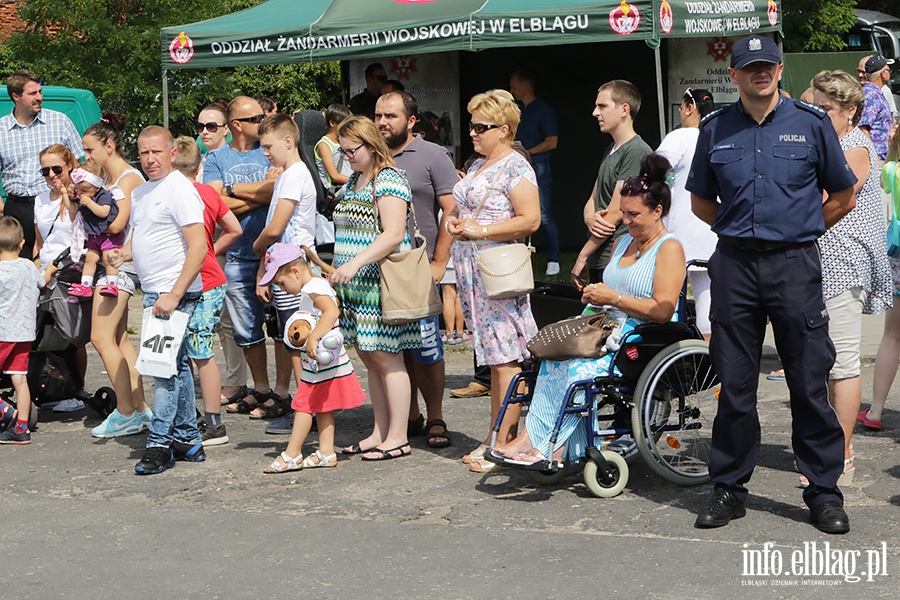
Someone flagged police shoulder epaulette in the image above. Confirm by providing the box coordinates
[794,99,827,118]
[699,106,726,126]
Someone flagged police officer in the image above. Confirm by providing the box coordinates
[687,35,857,534]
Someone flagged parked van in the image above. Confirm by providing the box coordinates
[846,10,900,100]
[0,85,102,200]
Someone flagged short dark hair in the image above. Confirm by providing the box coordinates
[599,80,642,119]
[510,69,535,86]
[382,79,405,92]
[364,63,385,78]
[6,69,40,100]
[683,88,716,118]
[257,96,277,113]
[381,91,418,120]
[324,103,352,126]
[0,216,24,252]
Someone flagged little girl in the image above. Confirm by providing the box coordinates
[258,243,365,472]
[67,161,122,299]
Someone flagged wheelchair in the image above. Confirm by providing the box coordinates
[485,261,719,498]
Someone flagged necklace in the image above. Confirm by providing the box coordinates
[634,228,665,259]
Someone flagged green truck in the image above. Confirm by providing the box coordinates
[0,85,102,201]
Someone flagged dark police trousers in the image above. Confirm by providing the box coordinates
[707,240,844,509]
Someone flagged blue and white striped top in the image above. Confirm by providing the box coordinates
[602,231,678,326]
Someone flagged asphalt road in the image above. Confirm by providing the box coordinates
[1,299,897,599]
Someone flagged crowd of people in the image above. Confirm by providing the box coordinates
[1,36,899,535]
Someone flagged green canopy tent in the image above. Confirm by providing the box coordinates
[160,0,781,134]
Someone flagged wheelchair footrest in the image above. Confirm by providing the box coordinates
[482,448,562,472]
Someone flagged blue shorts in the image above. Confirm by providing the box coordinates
[186,284,227,360]
[224,259,266,347]
[406,315,444,365]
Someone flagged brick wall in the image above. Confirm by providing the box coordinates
[0,1,26,42]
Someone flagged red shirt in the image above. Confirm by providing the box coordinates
[193,182,228,292]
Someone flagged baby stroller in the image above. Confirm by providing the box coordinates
[0,249,116,427]
[485,261,719,498]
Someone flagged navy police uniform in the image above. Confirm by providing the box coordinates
[686,94,857,509]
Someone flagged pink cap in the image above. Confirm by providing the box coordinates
[259,243,304,286]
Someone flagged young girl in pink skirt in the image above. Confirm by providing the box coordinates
[258,243,365,472]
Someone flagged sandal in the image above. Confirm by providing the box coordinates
[264,451,304,473]
[220,385,249,406]
[360,443,411,461]
[426,419,452,448]
[462,443,488,464]
[342,441,379,455]
[301,450,338,468]
[408,413,426,437]
[225,388,265,414]
[249,392,290,420]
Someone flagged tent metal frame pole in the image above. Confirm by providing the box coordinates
[654,45,665,141]
[162,69,169,129]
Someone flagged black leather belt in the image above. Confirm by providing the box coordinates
[5,193,35,203]
[718,236,805,252]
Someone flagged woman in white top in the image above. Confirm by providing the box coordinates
[656,88,717,339]
[81,113,152,438]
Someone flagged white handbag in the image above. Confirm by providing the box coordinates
[136,307,190,378]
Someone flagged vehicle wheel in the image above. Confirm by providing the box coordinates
[529,467,567,486]
[631,340,719,486]
[29,403,38,430]
[583,450,628,498]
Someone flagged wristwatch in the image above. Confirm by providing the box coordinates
[224,184,235,197]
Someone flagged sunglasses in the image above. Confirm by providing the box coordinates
[374,74,388,82]
[195,121,227,133]
[40,165,65,177]
[338,143,366,158]
[469,122,501,135]
[232,114,265,124]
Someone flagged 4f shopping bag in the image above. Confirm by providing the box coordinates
[137,307,190,378]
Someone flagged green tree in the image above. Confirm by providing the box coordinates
[2,0,341,153]
[781,0,859,53]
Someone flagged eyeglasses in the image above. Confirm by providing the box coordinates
[621,175,650,196]
[232,114,265,124]
[195,121,227,133]
[338,143,366,158]
[469,122,501,135]
[40,165,65,177]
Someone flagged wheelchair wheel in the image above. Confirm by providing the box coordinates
[631,340,718,486]
[583,450,628,498]
[529,467,567,486]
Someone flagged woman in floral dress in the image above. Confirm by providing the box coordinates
[447,90,541,473]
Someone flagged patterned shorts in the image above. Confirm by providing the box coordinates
[186,284,227,360]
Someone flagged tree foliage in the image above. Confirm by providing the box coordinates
[1,0,341,154]
[781,0,859,53]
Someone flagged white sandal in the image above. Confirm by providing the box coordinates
[264,451,304,473]
[300,450,338,468]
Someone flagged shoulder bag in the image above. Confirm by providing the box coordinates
[372,170,443,324]
[470,156,535,300]
[527,312,616,361]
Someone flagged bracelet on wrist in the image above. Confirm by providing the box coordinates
[482,225,488,240]
[615,293,623,308]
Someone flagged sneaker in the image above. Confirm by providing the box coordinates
[0,427,31,445]
[98,284,119,297]
[137,407,153,432]
[199,420,229,446]
[91,409,143,438]
[68,283,93,298]
[52,398,85,413]
[172,440,206,462]
[265,410,295,435]
[546,261,560,276]
[135,446,175,475]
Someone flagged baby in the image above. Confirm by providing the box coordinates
[67,162,122,300]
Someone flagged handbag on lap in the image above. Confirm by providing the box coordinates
[527,312,616,361]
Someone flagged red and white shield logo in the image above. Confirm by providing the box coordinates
[660,0,674,35]
[169,32,194,65]
[767,0,778,28]
[609,1,642,37]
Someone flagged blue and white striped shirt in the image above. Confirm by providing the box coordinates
[0,108,84,196]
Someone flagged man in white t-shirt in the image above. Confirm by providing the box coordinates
[112,126,208,475]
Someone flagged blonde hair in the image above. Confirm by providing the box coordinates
[79,159,105,180]
[338,116,396,175]
[258,113,300,144]
[173,135,202,175]
[467,89,520,139]
[810,70,865,126]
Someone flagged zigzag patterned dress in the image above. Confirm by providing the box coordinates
[332,167,422,352]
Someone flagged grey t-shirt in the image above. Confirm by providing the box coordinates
[0,258,43,342]
[393,135,458,261]
[589,134,652,271]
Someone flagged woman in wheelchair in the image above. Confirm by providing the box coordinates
[491,153,686,465]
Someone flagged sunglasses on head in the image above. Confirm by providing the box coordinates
[621,175,650,196]
[195,121,227,133]
[40,165,65,177]
[685,87,697,106]
[468,122,501,135]
[232,114,265,124]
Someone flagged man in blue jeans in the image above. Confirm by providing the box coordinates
[510,69,559,275]
[113,126,208,475]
